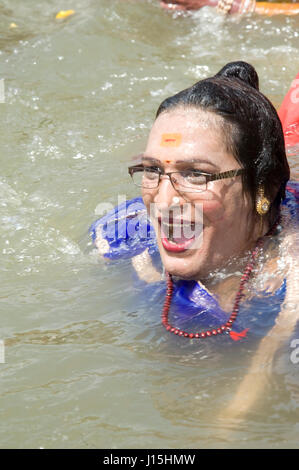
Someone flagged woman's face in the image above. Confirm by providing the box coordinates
[142,108,255,280]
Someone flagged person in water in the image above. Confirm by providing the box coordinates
[91,61,298,418]
[160,0,299,15]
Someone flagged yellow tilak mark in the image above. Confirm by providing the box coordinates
[55,10,75,19]
[161,133,182,147]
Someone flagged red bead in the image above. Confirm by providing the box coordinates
[162,237,263,341]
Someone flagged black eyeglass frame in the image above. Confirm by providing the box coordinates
[128,164,245,193]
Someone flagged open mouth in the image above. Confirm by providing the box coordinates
[159,217,202,253]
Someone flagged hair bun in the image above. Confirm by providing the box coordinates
[215,61,259,91]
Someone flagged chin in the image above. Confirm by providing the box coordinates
[159,249,205,280]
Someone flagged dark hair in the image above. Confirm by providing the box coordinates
[156,61,290,227]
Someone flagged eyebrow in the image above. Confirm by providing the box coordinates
[142,155,220,169]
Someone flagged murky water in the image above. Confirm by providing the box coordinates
[0,0,298,449]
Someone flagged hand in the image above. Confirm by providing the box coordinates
[160,0,208,11]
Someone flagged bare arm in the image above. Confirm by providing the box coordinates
[161,0,299,15]
[219,232,299,420]
[160,0,217,10]
[132,250,162,283]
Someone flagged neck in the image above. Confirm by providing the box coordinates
[199,216,272,289]
[197,217,278,309]
[197,238,256,292]
[198,254,251,312]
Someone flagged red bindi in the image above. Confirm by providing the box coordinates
[161,133,182,147]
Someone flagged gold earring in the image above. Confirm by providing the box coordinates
[256,186,270,216]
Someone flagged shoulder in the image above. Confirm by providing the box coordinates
[247,182,298,295]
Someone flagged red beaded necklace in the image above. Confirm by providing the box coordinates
[162,222,279,340]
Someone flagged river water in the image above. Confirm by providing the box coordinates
[0,0,298,449]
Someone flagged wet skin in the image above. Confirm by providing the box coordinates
[142,108,258,280]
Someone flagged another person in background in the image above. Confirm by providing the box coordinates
[160,0,299,15]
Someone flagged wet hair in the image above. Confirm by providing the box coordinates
[156,61,290,227]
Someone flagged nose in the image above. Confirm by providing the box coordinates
[153,174,181,212]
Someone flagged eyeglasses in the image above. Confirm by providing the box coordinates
[128,165,245,193]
